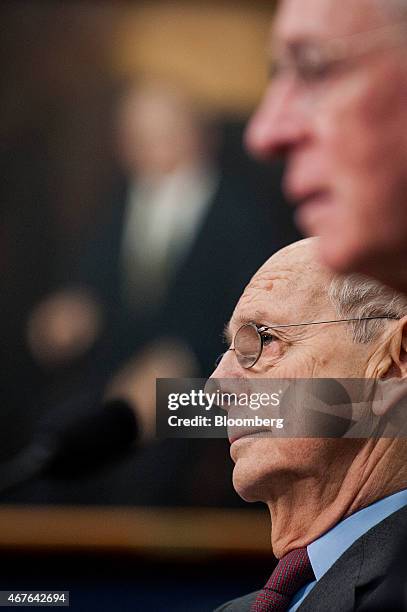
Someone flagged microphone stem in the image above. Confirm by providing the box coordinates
[0,442,54,496]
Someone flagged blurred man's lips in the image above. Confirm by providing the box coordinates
[288,187,328,208]
[284,172,328,209]
[292,191,332,232]
[283,171,332,232]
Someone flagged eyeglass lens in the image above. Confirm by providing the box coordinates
[234,324,262,368]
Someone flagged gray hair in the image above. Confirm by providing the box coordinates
[328,274,407,343]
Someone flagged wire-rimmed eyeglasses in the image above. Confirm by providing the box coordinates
[269,21,407,89]
[215,316,399,370]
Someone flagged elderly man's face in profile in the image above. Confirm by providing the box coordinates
[246,0,407,285]
[211,240,393,503]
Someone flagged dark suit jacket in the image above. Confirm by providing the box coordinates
[215,505,407,611]
[77,167,299,377]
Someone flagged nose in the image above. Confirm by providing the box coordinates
[208,352,246,414]
[210,349,242,380]
[245,78,308,161]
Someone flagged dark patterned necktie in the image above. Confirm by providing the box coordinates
[251,548,315,612]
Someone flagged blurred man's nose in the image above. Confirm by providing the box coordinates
[245,80,307,161]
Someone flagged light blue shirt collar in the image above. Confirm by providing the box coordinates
[289,489,407,611]
[308,488,407,580]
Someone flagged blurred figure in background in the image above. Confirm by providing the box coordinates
[10,80,299,506]
[28,79,289,404]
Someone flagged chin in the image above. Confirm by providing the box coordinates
[232,466,263,503]
[318,232,368,275]
[231,452,275,503]
[230,436,290,502]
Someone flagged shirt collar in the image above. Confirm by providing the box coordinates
[308,489,407,581]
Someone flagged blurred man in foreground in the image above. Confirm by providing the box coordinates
[212,238,407,611]
[246,0,407,294]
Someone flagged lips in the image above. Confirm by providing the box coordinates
[226,405,261,444]
[229,429,271,445]
[285,179,328,209]
[283,173,332,235]
[296,192,333,231]
[284,167,329,207]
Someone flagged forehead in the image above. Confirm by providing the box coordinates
[273,0,386,45]
[232,247,334,327]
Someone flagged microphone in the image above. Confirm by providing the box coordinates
[0,394,139,496]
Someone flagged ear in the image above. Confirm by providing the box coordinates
[372,317,407,416]
[378,316,407,380]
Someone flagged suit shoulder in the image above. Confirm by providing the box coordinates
[359,504,407,580]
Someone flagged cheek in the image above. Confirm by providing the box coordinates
[315,66,407,268]
[272,343,366,379]
[310,338,368,378]
[320,63,407,185]
[266,349,323,378]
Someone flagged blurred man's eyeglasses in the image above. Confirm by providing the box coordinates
[215,317,399,370]
[270,22,407,87]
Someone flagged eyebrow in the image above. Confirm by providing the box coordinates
[223,310,278,344]
[222,322,233,345]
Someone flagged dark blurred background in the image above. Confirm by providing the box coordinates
[0,1,299,609]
